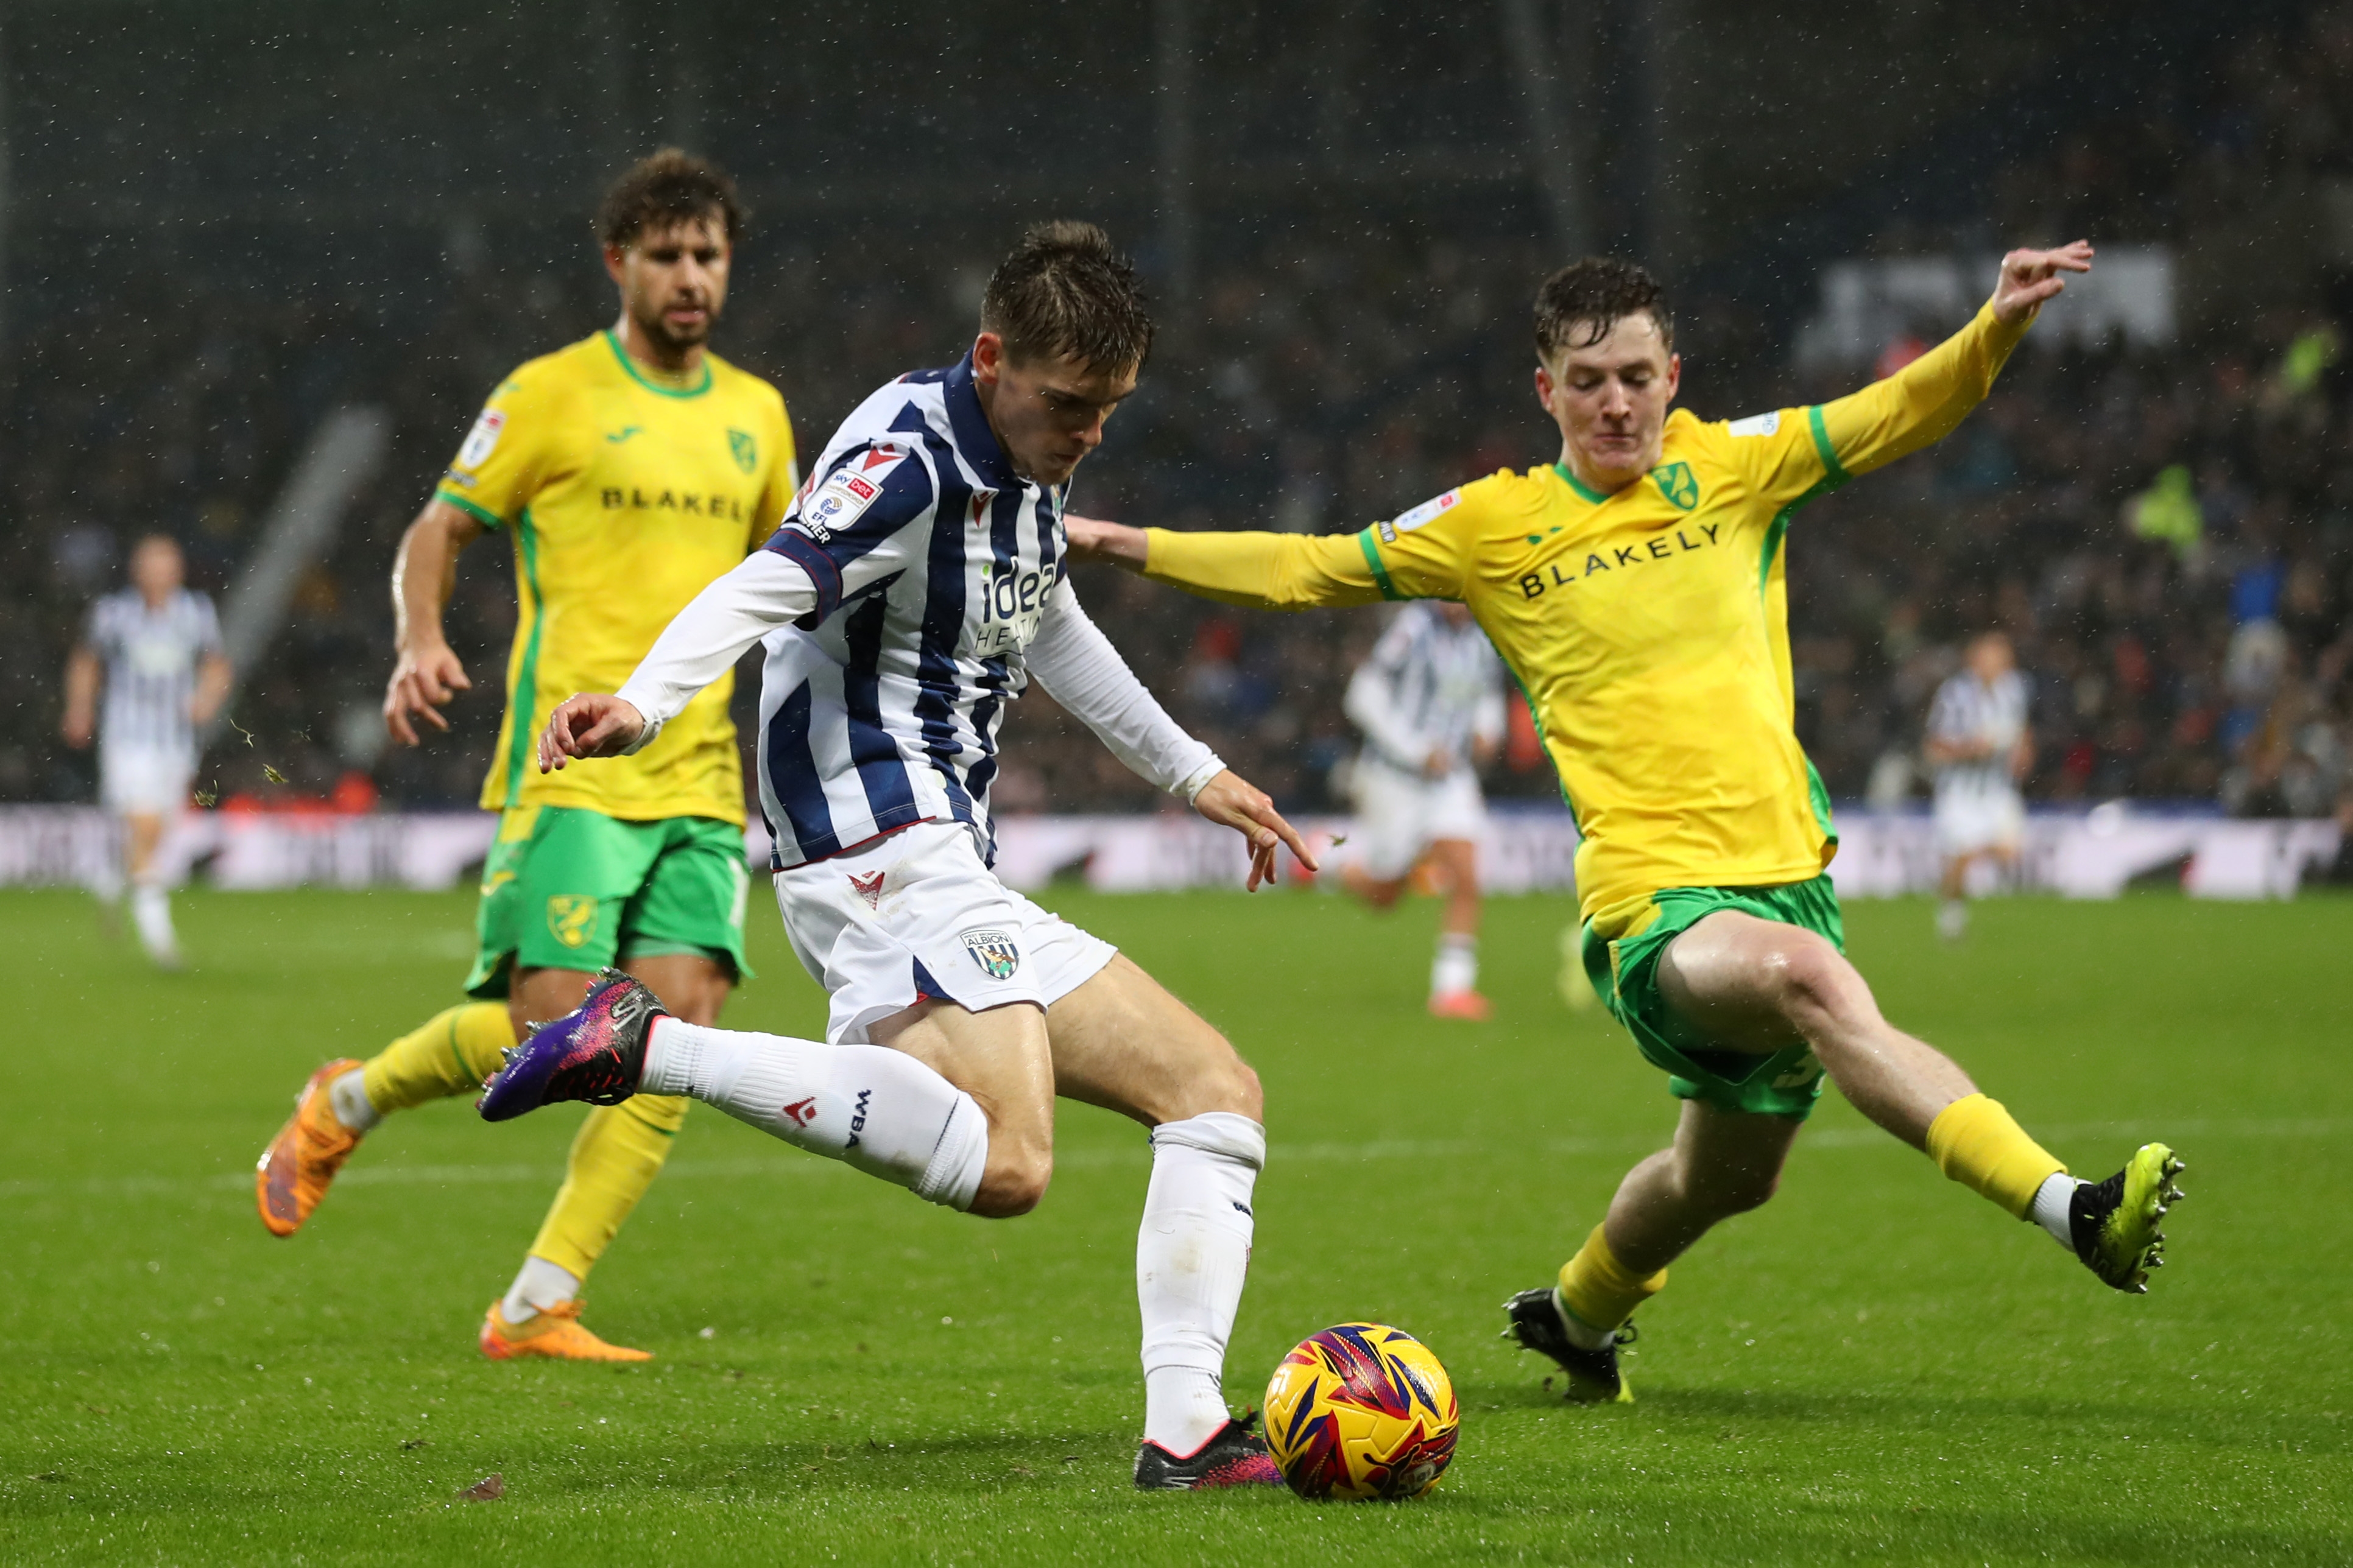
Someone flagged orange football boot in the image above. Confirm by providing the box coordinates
[256,1058,367,1237]
[1427,990,1493,1021]
[479,1299,652,1362]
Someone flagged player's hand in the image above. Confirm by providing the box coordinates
[61,711,93,749]
[538,693,647,772]
[1191,768,1318,891]
[384,641,472,747]
[1062,513,1151,570]
[1990,241,2093,327]
[1423,747,1452,780]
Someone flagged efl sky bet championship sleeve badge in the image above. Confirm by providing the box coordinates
[794,443,902,544]
[959,927,1021,980]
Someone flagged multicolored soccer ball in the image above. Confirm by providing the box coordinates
[1262,1323,1459,1500]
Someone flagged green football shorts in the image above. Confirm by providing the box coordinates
[465,804,754,999]
[1578,874,1844,1120]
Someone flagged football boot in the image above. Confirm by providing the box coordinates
[256,1058,368,1237]
[1134,1411,1285,1491]
[1428,990,1494,1021]
[2071,1143,2185,1293]
[1501,1286,1636,1404]
[478,969,666,1122]
[479,1299,651,1362]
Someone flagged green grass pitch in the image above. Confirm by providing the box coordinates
[1,883,2348,1564]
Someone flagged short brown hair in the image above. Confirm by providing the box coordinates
[598,149,743,249]
[1534,257,1674,361]
[979,221,1154,373]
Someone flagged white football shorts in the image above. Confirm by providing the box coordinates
[99,743,196,815]
[1350,756,1487,881]
[772,819,1118,1045]
[1934,782,2025,857]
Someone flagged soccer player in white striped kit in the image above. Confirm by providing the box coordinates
[61,534,231,968]
[1926,631,2033,941]
[1339,599,1507,1018]
[481,223,1315,1490]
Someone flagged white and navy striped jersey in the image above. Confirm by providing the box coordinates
[84,588,222,756]
[750,356,1070,864]
[1927,667,2029,798]
[615,354,1222,869]
[1342,603,1506,776]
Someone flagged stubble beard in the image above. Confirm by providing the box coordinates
[635,297,716,358]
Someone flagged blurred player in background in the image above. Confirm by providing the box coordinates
[61,534,231,969]
[254,150,797,1362]
[1926,631,2033,941]
[1339,600,1506,1019]
[499,223,1307,1490]
[1070,242,2187,1407]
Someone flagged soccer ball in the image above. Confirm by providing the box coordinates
[1261,1323,1459,1500]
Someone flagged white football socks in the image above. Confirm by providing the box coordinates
[2027,1171,2082,1248]
[1551,1287,1618,1351]
[327,1068,382,1133]
[641,1018,988,1211]
[130,882,178,965]
[1137,1111,1265,1457]
[501,1255,580,1324]
[1431,933,1478,997]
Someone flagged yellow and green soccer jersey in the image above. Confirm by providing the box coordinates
[434,330,797,826]
[1143,303,2030,919]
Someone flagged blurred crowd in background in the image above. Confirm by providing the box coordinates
[5,7,2351,827]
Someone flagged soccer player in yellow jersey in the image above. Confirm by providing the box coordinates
[255,151,796,1361]
[1069,244,2187,1402]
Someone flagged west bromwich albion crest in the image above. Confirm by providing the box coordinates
[959,927,1021,980]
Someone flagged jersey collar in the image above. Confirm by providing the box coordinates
[944,354,1022,490]
[1552,463,1612,504]
[603,329,713,398]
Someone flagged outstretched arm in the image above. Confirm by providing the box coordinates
[1063,516,1388,611]
[539,550,817,769]
[1027,582,1316,889]
[1815,243,2093,482]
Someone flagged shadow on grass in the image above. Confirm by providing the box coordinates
[1459,1374,2341,1438]
[657,1427,1144,1494]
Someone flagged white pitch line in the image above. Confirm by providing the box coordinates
[0,1116,2335,1203]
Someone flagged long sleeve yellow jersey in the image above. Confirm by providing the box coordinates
[434,331,798,825]
[1143,303,2030,920]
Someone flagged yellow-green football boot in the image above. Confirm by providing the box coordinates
[2070,1143,2185,1293]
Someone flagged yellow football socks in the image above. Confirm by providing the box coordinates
[359,1002,518,1115]
[1925,1092,2065,1218]
[1557,1222,1668,1334]
[527,1093,690,1279]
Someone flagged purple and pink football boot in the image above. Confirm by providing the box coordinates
[478,968,668,1122]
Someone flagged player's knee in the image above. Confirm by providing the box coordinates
[970,1145,1052,1218]
[1759,934,1853,1028]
